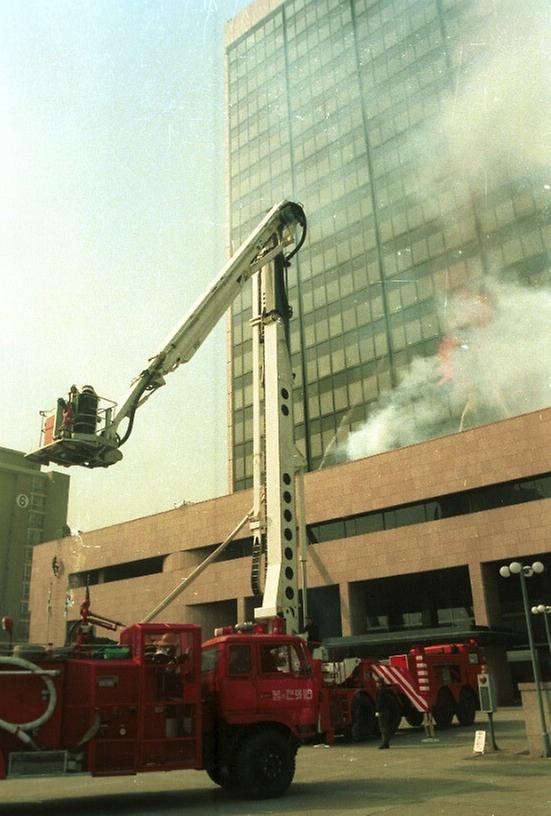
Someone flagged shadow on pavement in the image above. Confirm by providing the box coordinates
[0,774,507,815]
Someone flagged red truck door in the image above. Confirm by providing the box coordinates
[254,640,318,731]
[217,638,318,735]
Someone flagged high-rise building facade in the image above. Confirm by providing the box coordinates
[224,0,550,490]
[0,447,69,641]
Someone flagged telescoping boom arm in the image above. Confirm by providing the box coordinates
[26,201,306,470]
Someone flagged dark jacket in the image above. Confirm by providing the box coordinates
[375,683,395,715]
[375,682,395,748]
[302,621,320,644]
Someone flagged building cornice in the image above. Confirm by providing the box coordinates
[224,0,284,47]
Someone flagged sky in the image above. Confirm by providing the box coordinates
[2,1,550,534]
[0,0,251,531]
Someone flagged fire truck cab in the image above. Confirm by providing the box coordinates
[200,627,329,797]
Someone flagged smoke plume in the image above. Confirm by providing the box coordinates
[414,0,551,198]
[346,280,551,459]
[344,1,551,462]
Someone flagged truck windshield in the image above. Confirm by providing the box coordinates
[260,643,307,675]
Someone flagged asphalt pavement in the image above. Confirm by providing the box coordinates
[1,707,549,816]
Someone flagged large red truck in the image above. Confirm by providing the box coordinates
[0,621,334,797]
[3,201,326,798]
[4,199,483,798]
[319,639,483,741]
[0,617,482,793]
[390,641,482,728]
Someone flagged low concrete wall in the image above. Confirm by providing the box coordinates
[518,682,551,757]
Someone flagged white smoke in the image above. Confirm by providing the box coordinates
[344,1,551,462]
[346,280,551,460]
[414,0,551,198]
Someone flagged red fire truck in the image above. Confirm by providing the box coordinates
[3,200,322,797]
[1,199,482,797]
[392,641,482,728]
[0,620,338,797]
[0,615,482,794]
[318,639,482,742]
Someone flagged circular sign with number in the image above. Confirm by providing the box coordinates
[16,494,30,509]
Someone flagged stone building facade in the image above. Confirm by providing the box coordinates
[29,407,551,702]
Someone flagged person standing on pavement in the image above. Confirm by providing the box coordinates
[375,676,395,749]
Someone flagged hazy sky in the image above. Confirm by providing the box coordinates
[0,0,251,531]
[3,1,549,535]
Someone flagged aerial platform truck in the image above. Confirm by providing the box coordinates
[3,200,336,797]
[1,199,483,796]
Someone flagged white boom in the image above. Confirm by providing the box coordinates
[27,200,306,470]
[26,200,308,632]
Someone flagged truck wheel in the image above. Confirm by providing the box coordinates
[405,709,424,728]
[204,732,236,790]
[433,688,455,729]
[351,694,376,742]
[235,731,295,799]
[205,762,235,790]
[456,687,477,726]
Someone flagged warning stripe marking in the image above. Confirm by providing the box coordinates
[373,664,429,712]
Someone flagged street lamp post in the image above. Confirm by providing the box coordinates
[499,561,551,758]
[532,604,551,655]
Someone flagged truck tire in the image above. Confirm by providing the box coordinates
[205,762,235,790]
[351,694,376,742]
[405,709,424,728]
[235,730,295,799]
[204,731,236,790]
[433,687,455,729]
[456,687,477,726]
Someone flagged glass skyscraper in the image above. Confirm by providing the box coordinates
[225,0,550,490]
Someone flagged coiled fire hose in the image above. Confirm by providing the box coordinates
[0,655,58,749]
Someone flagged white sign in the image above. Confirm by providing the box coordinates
[473,730,486,754]
[16,494,30,509]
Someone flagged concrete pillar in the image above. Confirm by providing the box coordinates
[344,582,368,636]
[469,561,502,627]
[163,551,186,572]
[468,561,514,704]
[339,583,352,636]
[483,644,515,705]
[518,682,551,757]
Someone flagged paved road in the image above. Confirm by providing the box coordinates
[1,708,550,816]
